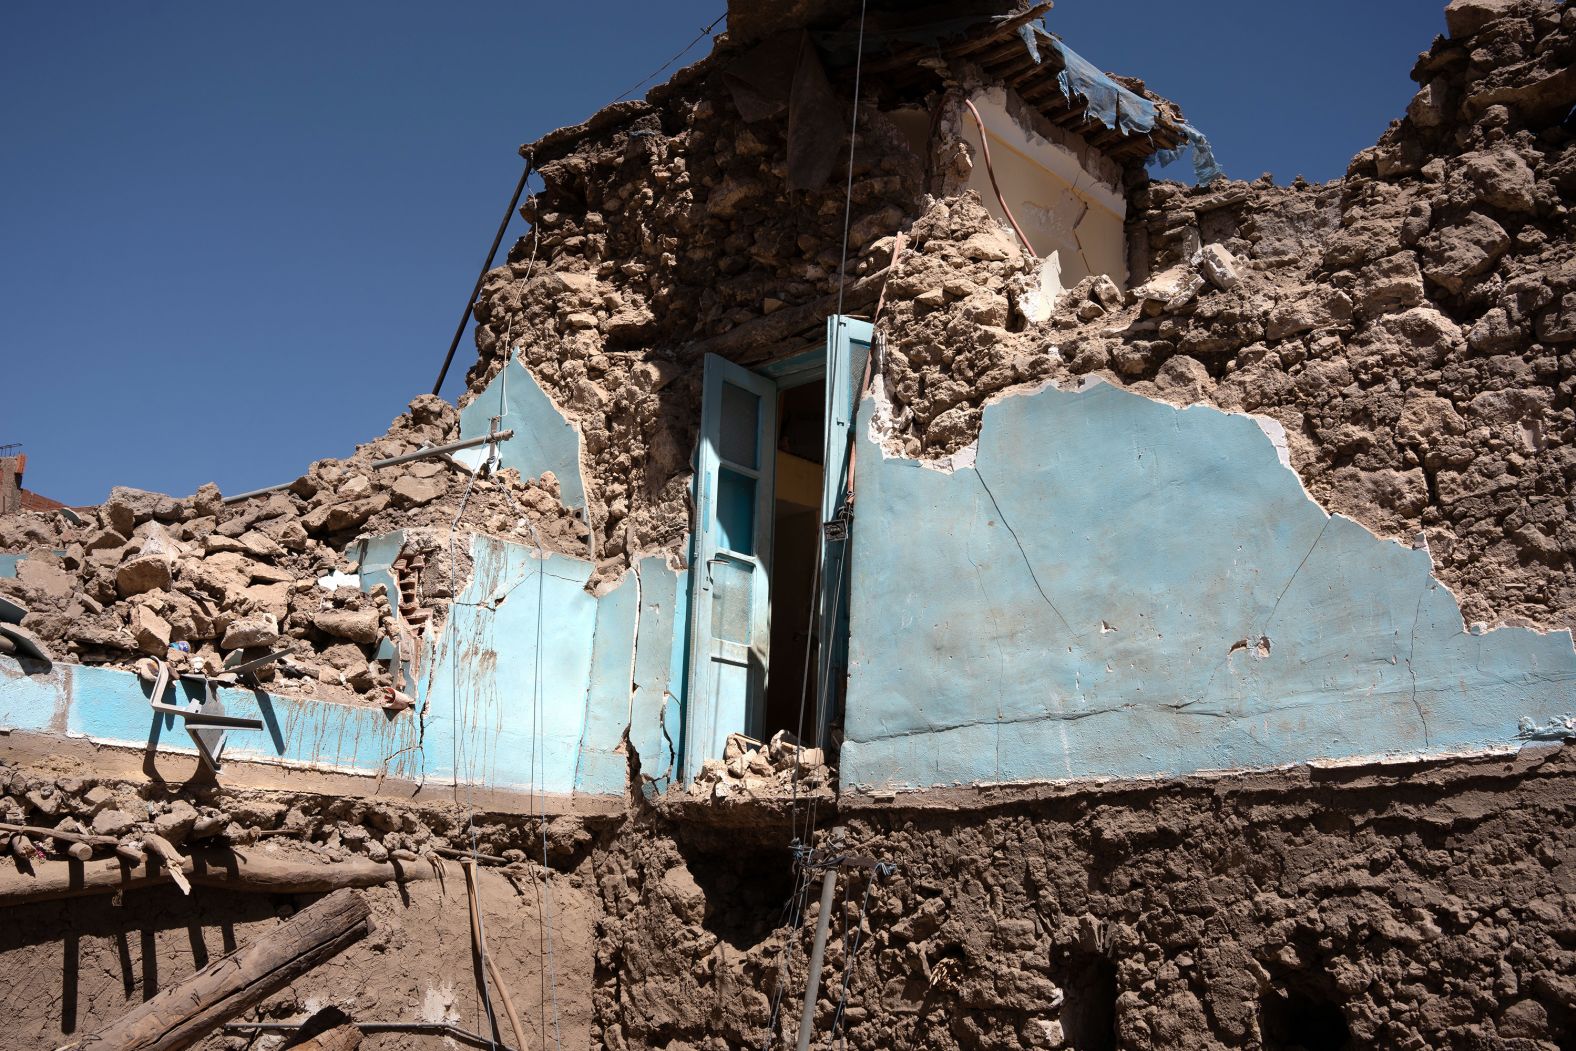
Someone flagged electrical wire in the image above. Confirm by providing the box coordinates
[765,6,870,1048]
[445,458,501,1049]
[492,454,564,1051]
[831,0,869,322]
[611,12,727,104]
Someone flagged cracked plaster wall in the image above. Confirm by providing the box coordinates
[842,377,1576,790]
[0,531,684,802]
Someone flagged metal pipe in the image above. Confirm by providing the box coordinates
[223,1022,515,1050]
[369,429,513,469]
[796,863,839,1051]
[219,480,297,505]
[962,98,1038,259]
[221,430,514,504]
[432,159,533,396]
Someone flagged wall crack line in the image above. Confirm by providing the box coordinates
[975,467,1077,637]
[1408,583,1432,745]
[1261,516,1331,634]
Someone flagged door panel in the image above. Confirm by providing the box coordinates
[686,355,777,774]
[818,317,873,737]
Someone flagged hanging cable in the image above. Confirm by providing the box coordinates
[832,0,869,321]
[432,160,533,396]
[766,7,869,1048]
[829,862,896,1046]
[444,458,500,1049]
[611,12,726,104]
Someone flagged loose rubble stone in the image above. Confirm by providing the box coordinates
[114,555,172,598]
[312,608,381,644]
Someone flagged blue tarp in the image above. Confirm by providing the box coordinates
[1040,32,1224,186]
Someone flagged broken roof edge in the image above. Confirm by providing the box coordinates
[519,2,1215,180]
[520,46,728,165]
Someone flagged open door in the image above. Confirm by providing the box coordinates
[816,317,873,737]
[686,354,778,772]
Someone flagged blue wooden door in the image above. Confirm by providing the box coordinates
[817,317,872,736]
[686,354,778,770]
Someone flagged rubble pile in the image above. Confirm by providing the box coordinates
[467,55,929,578]
[0,759,593,871]
[0,395,588,705]
[878,0,1576,631]
[687,730,833,802]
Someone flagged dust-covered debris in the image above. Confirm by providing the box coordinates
[0,395,589,705]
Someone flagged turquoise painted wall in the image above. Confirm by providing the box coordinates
[0,367,682,802]
[0,534,684,801]
[457,355,587,514]
[843,380,1576,790]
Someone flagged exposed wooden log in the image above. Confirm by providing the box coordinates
[681,266,889,361]
[0,821,118,849]
[68,888,371,1051]
[945,3,1053,59]
[1,848,442,907]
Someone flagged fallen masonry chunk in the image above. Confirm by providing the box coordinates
[390,475,445,506]
[130,605,173,654]
[1091,274,1125,309]
[221,612,281,650]
[115,554,172,597]
[1197,243,1241,290]
[91,808,136,837]
[0,622,52,663]
[312,608,382,644]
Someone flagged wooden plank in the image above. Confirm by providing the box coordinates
[945,3,1053,58]
[0,849,442,907]
[69,889,372,1051]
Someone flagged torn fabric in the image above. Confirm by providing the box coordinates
[1150,122,1226,186]
[1047,35,1157,137]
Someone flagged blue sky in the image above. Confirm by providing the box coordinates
[2,0,1447,506]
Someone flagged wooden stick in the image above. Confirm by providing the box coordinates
[68,888,372,1051]
[142,834,192,895]
[462,859,531,1051]
[0,849,443,908]
[0,821,118,848]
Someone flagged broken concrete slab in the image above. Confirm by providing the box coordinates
[0,622,52,663]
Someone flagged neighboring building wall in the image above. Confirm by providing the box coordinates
[0,456,22,516]
[842,376,1576,790]
[954,88,1128,290]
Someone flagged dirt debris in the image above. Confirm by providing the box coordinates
[0,395,588,706]
[687,730,835,804]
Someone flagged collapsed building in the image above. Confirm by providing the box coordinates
[1,0,1574,1047]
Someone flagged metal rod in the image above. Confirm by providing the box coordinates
[219,647,293,676]
[221,429,514,505]
[219,480,301,505]
[796,863,839,1051]
[149,703,264,730]
[369,429,513,469]
[432,159,533,396]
